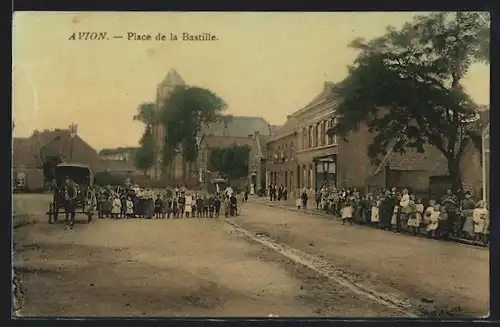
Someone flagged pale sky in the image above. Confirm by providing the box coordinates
[12,12,490,150]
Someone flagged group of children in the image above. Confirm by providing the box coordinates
[96,185,240,219]
[295,186,490,245]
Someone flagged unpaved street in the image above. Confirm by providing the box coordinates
[14,194,405,317]
[234,201,490,317]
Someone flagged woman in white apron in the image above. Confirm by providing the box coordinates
[426,204,440,238]
[473,200,489,243]
[370,195,380,227]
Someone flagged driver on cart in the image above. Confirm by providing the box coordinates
[62,176,79,229]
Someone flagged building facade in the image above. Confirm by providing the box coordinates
[247,131,269,193]
[266,82,378,199]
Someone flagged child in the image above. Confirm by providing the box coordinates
[370,195,380,227]
[120,195,127,219]
[408,197,423,235]
[473,200,489,243]
[112,195,122,219]
[224,196,231,217]
[427,204,440,238]
[208,194,216,218]
[126,197,134,218]
[154,195,163,219]
[341,201,353,225]
[296,196,302,209]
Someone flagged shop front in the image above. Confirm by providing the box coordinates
[314,154,337,190]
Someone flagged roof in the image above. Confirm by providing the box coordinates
[386,146,449,175]
[201,135,254,149]
[12,137,38,168]
[201,116,274,138]
[160,69,186,87]
[299,82,336,112]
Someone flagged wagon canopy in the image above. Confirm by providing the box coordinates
[54,163,93,187]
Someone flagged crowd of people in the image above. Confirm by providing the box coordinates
[278,185,489,246]
[95,183,239,219]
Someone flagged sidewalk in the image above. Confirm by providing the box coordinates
[245,196,488,249]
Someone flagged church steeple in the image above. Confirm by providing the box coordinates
[160,68,186,87]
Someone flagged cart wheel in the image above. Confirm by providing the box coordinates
[54,204,59,222]
[48,203,54,224]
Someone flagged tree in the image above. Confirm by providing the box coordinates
[134,125,155,175]
[329,12,489,193]
[209,145,251,181]
[133,102,156,126]
[160,86,227,181]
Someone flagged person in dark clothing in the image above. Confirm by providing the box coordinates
[283,186,288,201]
[172,198,179,218]
[154,195,163,219]
[244,188,249,202]
[277,185,283,201]
[178,193,185,218]
[301,189,308,209]
[202,195,209,218]
[215,195,221,217]
[165,197,173,218]
[208,195,216,218]
[269,184,274,201]
[196,195,203,218]
[379,191,394,230]
[230,194,238,216]
[62,177,78,229]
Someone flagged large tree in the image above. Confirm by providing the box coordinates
[134,125,155,175]
[160,86,227,181]
[329,12,489,193]
[209,146,251,182]
[133,102,156,126]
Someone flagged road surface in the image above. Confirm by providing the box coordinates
[13,194,407,317]
[234,200,490,317]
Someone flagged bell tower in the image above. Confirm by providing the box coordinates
[152,69,186,181]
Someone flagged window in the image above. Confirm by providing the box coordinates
[303,128,307,149]
[325,120,330,145]
[16,172,26,188]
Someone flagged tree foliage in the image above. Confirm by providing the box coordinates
[160,86,228,165]
[209,145,251,180]
[133,102,156,126]
[134,125,155,174]
[329,12,489,192]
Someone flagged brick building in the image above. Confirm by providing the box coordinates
[266,81,380,199]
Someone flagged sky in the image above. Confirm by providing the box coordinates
[12,12,490,151]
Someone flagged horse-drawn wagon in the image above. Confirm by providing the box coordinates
[47,163,97,224]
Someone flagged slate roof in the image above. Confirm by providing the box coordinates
[302,82,335,109]
[12,137,38,168]
[201,116,275,138]
[160,68,186,87]
[386,146,449,175]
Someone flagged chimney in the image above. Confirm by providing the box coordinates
[287,115,292,119]
[324,81,334,91]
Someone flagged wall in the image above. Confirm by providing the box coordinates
[459,142,483,197]
[337,123,377,189]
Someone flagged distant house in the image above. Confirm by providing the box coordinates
[196,116,279,186]
[247,131,270,192]
[102,159,142,176]
[12,127,104,191]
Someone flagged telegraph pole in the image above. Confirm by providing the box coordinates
[69,123,78,162]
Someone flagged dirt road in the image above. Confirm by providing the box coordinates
[13,194,404,317]
[234,202,490,317]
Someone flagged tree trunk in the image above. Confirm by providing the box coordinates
[447,157,463,195]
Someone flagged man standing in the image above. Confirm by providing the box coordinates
[62,177,78,229]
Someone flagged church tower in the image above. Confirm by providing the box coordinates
[152,69,186,181]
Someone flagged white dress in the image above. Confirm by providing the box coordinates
[126,200,134,214]
[184,196,193,213]
[408,203,424,227]
[371,201,380,223]
[112,198,122,214]
[427,210,440,232]
[473,208,489,234]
